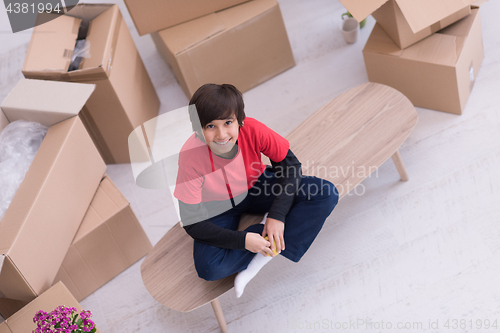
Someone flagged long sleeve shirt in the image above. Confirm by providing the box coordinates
[180,148,302,250]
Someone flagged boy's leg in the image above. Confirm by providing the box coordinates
[193,214,265,281]
[191,170,340,281]
[245,170,339,262]
[279,175,339,262]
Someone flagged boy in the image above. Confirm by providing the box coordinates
[174,83,338,298]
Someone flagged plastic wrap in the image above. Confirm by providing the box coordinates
[0,120,48,221]
[71,39,91,63]
[68,40,91,71]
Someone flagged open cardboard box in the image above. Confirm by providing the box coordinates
[124,0,250,36]
[341,0,476,49]
[53,175,152,302]
[0,79,106,307]
[0,282,101,333]
[0,299,27,321]
[363,7,484,115]
[151,0,295,98]
[22,4,159,164]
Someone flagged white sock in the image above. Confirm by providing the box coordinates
[234,212,272,298]
[234,252,273,298]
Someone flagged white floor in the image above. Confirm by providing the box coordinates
[1,1,500,332]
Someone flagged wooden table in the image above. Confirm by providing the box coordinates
[141,83,418,332]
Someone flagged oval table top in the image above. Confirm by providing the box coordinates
[141,82,418,312]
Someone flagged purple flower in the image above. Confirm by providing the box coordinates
[32,306,97,333]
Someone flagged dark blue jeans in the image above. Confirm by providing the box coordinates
[193,168,339,281]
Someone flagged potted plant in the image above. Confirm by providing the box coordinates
[32,306,97,333]
[342,11,367,29]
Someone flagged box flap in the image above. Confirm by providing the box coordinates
[339,0,388,22]
[400,33,465,66]
[81,6,120,71]
[216,0,278,30]
[0,296,29,320]
[158,13,226,55]
[66,3,114,23]
[72,206,104,244]
[400,9,478,65]
[364,22,464,67]
[0,256,35,301]
[363,24,403,57]
[394,0,476,33]
[0,79,95,128]
[73,176,128,243]
[99,176,128,210]
[439,9,478,37]
[365,9,477,59]
[55,175,150,302]
[124,0,249,36]
[159,0,277,55]
[22,14,80,74]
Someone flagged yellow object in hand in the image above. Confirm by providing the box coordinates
[264,236,279,257]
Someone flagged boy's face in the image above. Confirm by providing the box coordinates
[201,113,239,157]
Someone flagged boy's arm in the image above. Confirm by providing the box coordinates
[267,149,302,222]
[179,200,248,250]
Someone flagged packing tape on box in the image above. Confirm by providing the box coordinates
[62,70,109,82]
[21,71,106,82]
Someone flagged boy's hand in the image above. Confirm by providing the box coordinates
[262,217,285,254]
[245,233,274,257]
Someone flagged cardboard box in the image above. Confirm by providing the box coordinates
[0,79,106,305]
[124,0,250,36]
[151,0,295,98]
[22,4,160,164]
[53,176,152,302]
[0,298,28,321]
[0,282,101,333]
[363,8,484,115]
[341,0,476,49]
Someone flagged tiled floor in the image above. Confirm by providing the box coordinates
[1,1,500,332]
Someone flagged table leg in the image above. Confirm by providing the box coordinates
[391,150,409,181]
[211,298,228,333]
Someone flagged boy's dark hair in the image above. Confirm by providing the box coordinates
[188,84,245,134]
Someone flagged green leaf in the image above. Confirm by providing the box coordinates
[341,11,353,19]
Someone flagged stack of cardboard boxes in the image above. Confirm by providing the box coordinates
[341,0,484,114]
[22,4,160,164]
[0,79,152,321]
[124,0,296,98]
